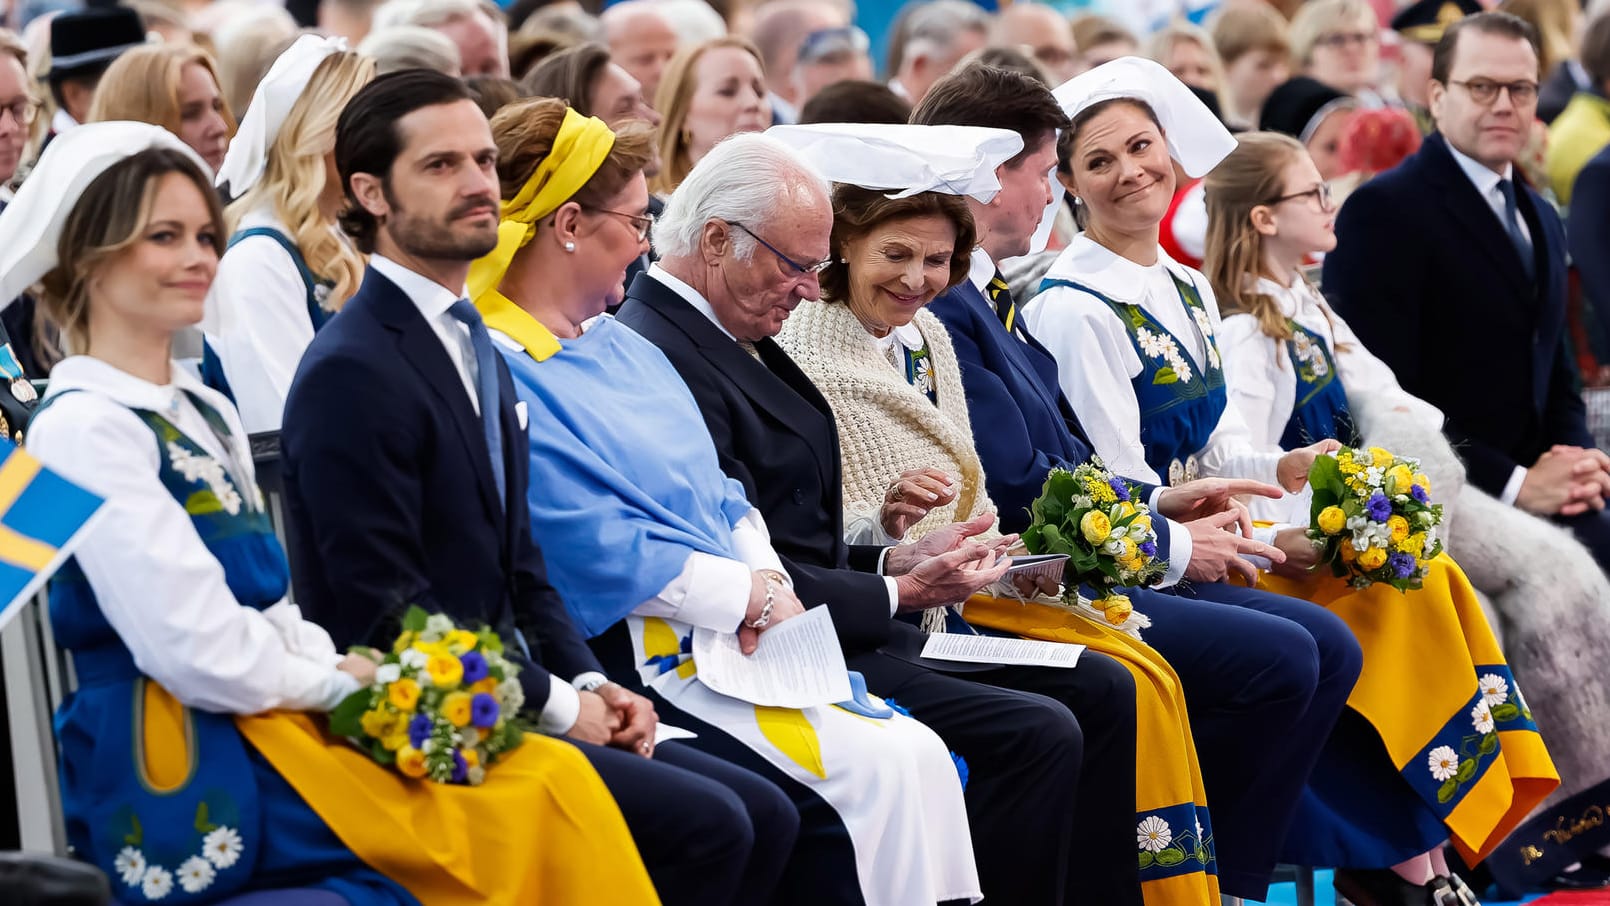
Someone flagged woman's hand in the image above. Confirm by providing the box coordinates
[1276,439,1343,492]
[1270,527,1323,579]
[337,652,378,686]
[737,571,806,655]
[879,468,957,540]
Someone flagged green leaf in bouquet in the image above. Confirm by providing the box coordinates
[402,606,429,633]
[329,688,373,738]
[1306,453,1343,499]
[1022,524,1046,554]
[1038,523,1071,555]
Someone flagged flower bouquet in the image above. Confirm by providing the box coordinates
[1307,445,1444,591]
[1022,460,1169,628]
[329,606,526,785]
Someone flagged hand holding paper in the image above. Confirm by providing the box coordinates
[693,606,853,707]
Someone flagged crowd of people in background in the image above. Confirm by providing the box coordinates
[7,1,1610,905]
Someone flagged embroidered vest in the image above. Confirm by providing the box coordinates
[1279,319,1359,450]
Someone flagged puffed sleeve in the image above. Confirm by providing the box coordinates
[28,395,358,714]
[206,235,319,434]
[1216,313,1291,452]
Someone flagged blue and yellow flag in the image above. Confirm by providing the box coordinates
[0,445,103,631]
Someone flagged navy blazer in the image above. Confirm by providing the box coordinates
[280,267,603,709]
[1568,144,1610,361]
[1322,132,1593,495]
[616,273,911,659]
[927,278,1171,548]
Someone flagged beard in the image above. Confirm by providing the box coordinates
[384,183,501,261]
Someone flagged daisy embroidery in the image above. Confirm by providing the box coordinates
[177,856,216,894]
[1477,673,1509,706]
[1472,700,1495,735]
[913,356,935,394]
[203,826,243,869]
[114,847,146,886]
[1428,745,1459,781]
[1137,816,1172,852]
[1136,326,1170,359]
[141,865,173,900]
[168,443,244,515]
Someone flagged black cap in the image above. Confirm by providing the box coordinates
[48,7,146,82]
[1390,0,1481,46]
[1260,76,1356,143]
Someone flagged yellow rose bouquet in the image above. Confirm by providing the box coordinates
[1307,445,1444,591]
[1022,460,1168,625]
[329,606,527,785]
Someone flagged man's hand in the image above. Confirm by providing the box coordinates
[894,540,1012,612]
[1276,439,1343,492]
[1519,447,1610,516]
[883,512,998,576]
[736,572,806,655]
[1183,508,1286,585]
[880,468,957,540]
[598,683,659,758]
[1155,477,1285,522]
[1269,526,1322,580]
[567,690,623,746]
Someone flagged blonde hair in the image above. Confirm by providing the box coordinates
[651,36,764,196]
[1500,0,1578,74]
[1210,2,1291,65]
[1203,131,1306,343]
[87,44,237,141]
[1147,21,1226,94]
[1288,0,1377,67]
[228,52,375,312]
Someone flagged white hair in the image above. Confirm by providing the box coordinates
[359,25,463,76]
[654,132,830,262]
[373,0,480,31]
[903,0,990,60]
[651,0,728,45]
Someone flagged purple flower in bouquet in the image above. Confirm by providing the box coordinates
[1410,485,1429,504]
[451,749,468,783]
[1107,477,1131,502]
[1366,492,1392,522]
[408,713,433,748]
[1138,540,1157,558]
[460,651,489,685]
[1389,552,1416,579]
[470,692,500,729]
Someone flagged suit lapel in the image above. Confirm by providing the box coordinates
[365,270,503,524]
[1422,134,1535,297]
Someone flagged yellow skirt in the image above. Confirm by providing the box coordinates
[236,711,661,905]
[1258,553,1559,864]
[966,593,1220,906]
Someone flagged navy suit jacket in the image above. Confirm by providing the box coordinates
[616,273,921,660]
[927,278,1171,548]
[1322,132,1593,495]
[280,267,603,709]
[1568,144,1610,360]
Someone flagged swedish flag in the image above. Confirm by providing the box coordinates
[0,445,103,630]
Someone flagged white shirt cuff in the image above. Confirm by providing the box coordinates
[1500,465,1527,507]
[730,508,791,578]
[882,576,900,617]
[1159,517,1190,587]
[643,551,753,631]
[536,676,582,735]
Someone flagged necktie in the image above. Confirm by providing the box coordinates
[447,299,506,509]
[1496,179,1535,282]
[987,268,1017,332]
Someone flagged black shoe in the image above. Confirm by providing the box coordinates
[1334,869,1464,906]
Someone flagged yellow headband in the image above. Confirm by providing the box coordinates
[467,107,617,306]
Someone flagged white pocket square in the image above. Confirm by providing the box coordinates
[515,400,529,430]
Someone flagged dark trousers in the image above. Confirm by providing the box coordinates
[1554,507,1610,576]
[854,648,1140,906]
[578,740,798,906]
[1135,582,1362,899]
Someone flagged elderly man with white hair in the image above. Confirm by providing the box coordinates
[372,0,507,76]
[890,0,990,104]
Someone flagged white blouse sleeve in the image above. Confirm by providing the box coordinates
[1216,313,1293,452]
[206,236,318,435]
[1195,283,1284,485]
[1022,285,1162,484]
[635,509,788,632]
[27,395,358,714]
[1322,299,1444,430]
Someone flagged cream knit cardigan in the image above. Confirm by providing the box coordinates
[775,299,998,542]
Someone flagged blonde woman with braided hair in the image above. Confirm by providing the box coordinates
[202,38,375,433]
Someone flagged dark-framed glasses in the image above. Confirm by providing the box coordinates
[0,97,38,127]
[588,207,655,241]
[729,222,832,275]
[1448,78,1539,106]
[1315,30,1377,49]
[1263,182,1335,213]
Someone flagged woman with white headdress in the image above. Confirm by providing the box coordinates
[1023,57,1557,906]
[1,121,662,905]
[201,37,374,433]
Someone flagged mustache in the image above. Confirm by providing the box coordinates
[450,197,499,219]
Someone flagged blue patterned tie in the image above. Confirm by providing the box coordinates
[1496,179,1535,282]
[447,299,505,509]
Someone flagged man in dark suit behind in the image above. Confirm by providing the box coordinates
[279,70,798,906]
[1324,10,1610,573]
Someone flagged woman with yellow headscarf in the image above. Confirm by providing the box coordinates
[466,96,983,905]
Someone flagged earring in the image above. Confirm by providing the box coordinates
[1072,196,1083,206]
[839,257,848,264]
[564,241,576,252]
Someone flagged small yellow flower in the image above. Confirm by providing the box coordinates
[1317,506,1346,535]
[1395,532,1426,555]
[1368,446,1394,465]
[1340,543,1357,563]
[1387,515,1410,543]
[381,731,409,752]
[426,654,465,689]
[1358,547,1388,570]
[412,640,451,658]
[1084,475,1117,505]
[1119,537,1137,560]
[462,748,481,769]
[392,630,418,653]
[396,745,428,778]
[1080,510,1111,544]
[1413,473,1432,495]
[442,691,474,728]
[445,629,480,655]
[470,677,499,696]
[388,678,421,711]
[1100,595,1132,626]
[1386,465,1415,495]
[360,706,394,739]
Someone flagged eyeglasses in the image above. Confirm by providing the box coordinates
[1315,30,1377,49]
[797,26,870,65]
[587,206,655,241]
[729,222,832,275]
[1447,78,1539,107]
[1262,182,1335,213]
[0,97,37,128]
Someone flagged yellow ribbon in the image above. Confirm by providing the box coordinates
[466,107,617,308]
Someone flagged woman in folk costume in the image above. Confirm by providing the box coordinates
[1208,131,1605,899]
[767,121,1240,906]
[200,37,374,432]
[4,123,658,905]
[1022,59,1557,906]
[463,97,981,906]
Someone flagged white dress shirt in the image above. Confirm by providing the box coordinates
[646,268,903,616]
[28,356,359,714]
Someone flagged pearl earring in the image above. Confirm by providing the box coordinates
[1072,196,1083,206]
[564,241,576,252]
